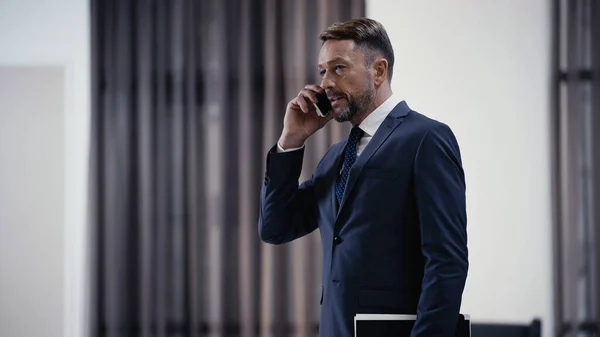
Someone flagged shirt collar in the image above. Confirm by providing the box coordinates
[358,93,403,137]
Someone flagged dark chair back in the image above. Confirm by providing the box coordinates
[471,319,541,337]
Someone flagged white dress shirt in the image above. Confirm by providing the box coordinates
[277,94,403,155]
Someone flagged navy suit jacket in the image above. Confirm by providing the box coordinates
[258,101,468,337]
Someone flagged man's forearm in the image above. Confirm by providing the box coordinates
[258,145,318,244]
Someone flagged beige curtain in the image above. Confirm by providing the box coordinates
[90,1,364,337]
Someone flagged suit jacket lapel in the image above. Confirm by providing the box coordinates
[337,101,411,213]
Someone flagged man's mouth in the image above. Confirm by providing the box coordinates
[328,95,344,103]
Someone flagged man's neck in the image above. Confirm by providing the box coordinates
[350,87,393,126]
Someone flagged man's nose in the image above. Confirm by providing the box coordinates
[320,74,335,90]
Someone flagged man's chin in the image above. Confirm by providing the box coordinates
[333,108,354,123]
[332,111,347,123]
[334,115,348,123]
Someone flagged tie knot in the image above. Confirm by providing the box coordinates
[349,126,364,143]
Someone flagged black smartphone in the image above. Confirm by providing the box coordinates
[314,91,332,117]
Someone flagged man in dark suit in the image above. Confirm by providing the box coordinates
[258,18,468,337]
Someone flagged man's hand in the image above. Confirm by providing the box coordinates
[278,84,334,149]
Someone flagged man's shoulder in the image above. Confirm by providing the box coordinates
[404,109,456,139]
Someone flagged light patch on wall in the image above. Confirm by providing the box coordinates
[0,66,65,337]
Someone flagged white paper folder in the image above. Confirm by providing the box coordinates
[354,313,471,337]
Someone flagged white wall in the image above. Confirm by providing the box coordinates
[0,1,91,337]
[367,0,554,335]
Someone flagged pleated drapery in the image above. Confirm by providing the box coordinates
[90,1,365,336]
[553,0,600,335]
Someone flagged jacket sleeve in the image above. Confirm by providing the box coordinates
[258,144,319,245]
[411,123,469,337]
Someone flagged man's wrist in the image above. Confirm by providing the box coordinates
[278,133,307,150]
[277,142,305,153]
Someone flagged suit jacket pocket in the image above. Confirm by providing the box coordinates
[358,288,414,312]
[363,168,402,179]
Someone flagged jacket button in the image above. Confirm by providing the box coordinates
[334,236,342,245]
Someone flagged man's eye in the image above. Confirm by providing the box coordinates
[335,65,345,71]
[319,70,326,76]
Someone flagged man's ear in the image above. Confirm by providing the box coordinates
[373,58,389,86]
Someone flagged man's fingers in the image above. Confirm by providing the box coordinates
[304,84,324,93]
[300,89,318,105]
[290,85,324,113]
[296,94,311,113]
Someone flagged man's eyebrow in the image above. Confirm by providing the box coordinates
[317,57,348,68]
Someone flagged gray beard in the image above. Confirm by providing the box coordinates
[334,87,375,123]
